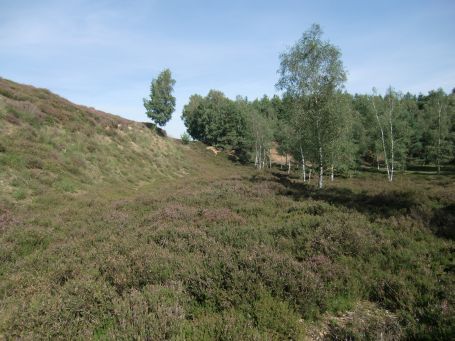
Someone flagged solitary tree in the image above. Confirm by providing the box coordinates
[277,24,347,189]
[144,68,176,127]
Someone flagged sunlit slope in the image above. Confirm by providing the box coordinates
[0,78,225,202]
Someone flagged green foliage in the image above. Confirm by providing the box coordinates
[276,24,348,187]
[253,290,304,338]
[143,68,176,127]
[180,132,191,144]
[420,89,454,168]
[181,90,250,156]
[276,23,346,98]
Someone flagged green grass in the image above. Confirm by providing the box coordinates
[0,78,454,339]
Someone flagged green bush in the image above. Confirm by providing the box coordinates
[181,132,191,145]
[253,290,304,339]
[12,188,26,200]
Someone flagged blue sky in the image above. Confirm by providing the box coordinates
[1,0,454,137]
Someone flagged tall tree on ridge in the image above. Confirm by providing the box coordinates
[144,68,176,127]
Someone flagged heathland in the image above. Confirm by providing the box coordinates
[0,78,454,339]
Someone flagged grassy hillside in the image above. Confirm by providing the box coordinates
[0,78,232,203]
[0,79,454,339]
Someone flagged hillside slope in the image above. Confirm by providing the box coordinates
[0,78,232,203]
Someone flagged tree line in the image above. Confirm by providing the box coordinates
[145,24,454,188]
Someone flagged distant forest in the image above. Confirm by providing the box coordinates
[180,25,454,188]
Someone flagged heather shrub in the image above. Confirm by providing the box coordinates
[106,284,185,339]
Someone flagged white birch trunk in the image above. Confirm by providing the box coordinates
[259,144,262,170]
[330,164,334,181]
[372,96,390,181]
[437,100,442,175]
[316,113,323,189]
[300,145,306,182]
[388,96,394,182]
[319,146,323,189]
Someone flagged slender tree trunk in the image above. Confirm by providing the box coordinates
[330,164,334,181]
[377,154,380,170]
[319,146,323,189]
[300,145,306,182]
[388,98,394,182]
[261,145,264,170]
[437,100,442,175]
[269,149,272,169]
[260,144,263,170]
[258,144,261,169]
[258,145,261,169]
[255,131,259,169]
[288,158,291,174]
[372,97,390,181]
[309,168,312,182]
[316,114,323,189]
[390,133,394,181]
[255,143,258,169]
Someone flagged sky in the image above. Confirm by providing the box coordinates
[1,0,454,137]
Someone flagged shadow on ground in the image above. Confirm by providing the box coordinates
[266,172,455,240]
[270,172,416,218]
[266,171,454,240]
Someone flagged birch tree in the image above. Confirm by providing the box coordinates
[371,87,403,181]
[276,24,347,189]
[144,69,176,127]
[371,89,391,180]
[248,108,274,170]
